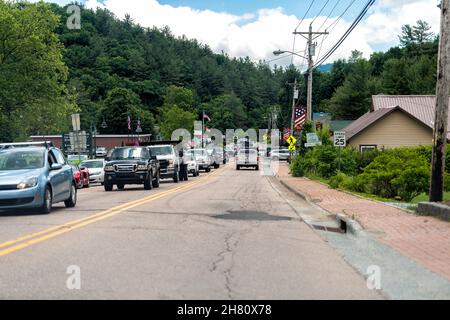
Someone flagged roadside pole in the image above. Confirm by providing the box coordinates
[289,79,298,160]
[430,0,450,202]
[334,131,346,173]
[338,146,341,172]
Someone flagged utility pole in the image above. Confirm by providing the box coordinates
[430,0,450,202]
[290,79,298,134]
[294,24,328,121]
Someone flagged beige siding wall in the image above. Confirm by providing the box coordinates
[349,110,432,150]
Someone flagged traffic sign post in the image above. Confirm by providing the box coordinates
[333,131,346,172]
[287,135,297,153]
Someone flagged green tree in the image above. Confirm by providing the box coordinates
[202,93,247,132]
[0,1,76,141]
[100,88,155,135]
[329,58,375,120]
[163,85,195,111]
[399,20,434,47]
[159,106,196,139]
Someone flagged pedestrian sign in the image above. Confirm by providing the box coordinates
[287,135,297,146]
[288,145,296,151]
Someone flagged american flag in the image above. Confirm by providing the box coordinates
[294,106,307,129]
[203,111,211,121]
[136,118,142,131]
[283,128,291,141]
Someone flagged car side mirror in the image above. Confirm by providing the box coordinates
[50,163,63,171]
[105,156,110,161]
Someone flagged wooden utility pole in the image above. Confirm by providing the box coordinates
[290,78,298,134]
[294,24,328,122]
[430,0,450,202]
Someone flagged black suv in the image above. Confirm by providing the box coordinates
[103,147,160,191]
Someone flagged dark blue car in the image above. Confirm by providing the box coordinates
[0,143,77,214]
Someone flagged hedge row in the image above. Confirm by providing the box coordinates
[290,145,450,202]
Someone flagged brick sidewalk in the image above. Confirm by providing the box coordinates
[276,163,450,281]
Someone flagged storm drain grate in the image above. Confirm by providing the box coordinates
[311,224,346,234]
[213,211,292,221]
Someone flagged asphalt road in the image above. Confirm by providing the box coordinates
[0,162,382,299]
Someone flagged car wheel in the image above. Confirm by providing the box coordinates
[236,165,240,170]
[152,171,160,188]
[104,181,113,191]
[39,186,53,214]
[77,179,83,189]
[144,171,153,190]
[214,163,220,169]
[173,169,179,183]
[256,165,259,171]
[117,184,125,190]
[206,167,211,173]
[64,183,77,208]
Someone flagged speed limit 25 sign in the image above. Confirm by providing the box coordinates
[334,131,346,147]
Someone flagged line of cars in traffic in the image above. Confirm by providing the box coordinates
[0,141,227,214]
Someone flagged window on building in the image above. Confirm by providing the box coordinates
[360,145,377,152]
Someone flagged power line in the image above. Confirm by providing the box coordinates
[314,0,375,68]
[317,0,357,61]
[294,0,316,31]
[317,0,342,32]
[292,0,316,64]
[311,0,331,26]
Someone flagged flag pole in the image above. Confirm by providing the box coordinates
[202,110,205,148]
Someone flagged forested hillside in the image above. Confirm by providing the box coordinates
[0,1,440,141]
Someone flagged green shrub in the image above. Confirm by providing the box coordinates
[359,147,430,201]
[329,172,351,189]
[290,155,305,177]
[355,148,383,174]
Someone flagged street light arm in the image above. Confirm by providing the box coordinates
[273,49,307,60]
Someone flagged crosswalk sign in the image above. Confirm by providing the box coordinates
[286,135,297,145]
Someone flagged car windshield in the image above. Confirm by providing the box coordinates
[191,150,207,157]
[110,148,146,160]
[0,149,45,170]
[148,146,172,156]
[81,161,103,168]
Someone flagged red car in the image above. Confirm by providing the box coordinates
[70,164,90,189]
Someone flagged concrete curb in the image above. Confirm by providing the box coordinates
[278,178,364,236]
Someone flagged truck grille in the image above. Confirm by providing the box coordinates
[159,160,169,170]
[114,164,137,173]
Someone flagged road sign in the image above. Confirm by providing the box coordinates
[306,133,319,144]
[288,145,296,151]
[71,113,80,132]
[305,142,322,148]
[334,131,346,147]
[286,135,297,145]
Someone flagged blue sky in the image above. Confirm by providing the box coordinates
[159,0,361,19]
[45,0,440,66]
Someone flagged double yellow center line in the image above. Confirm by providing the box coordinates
[0,169,222,257]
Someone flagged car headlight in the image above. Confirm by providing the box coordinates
[104,165,114,172]
[17,177,38,189]
[137,165,147,171]
[168,160,174,166]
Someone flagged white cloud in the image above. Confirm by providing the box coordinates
[69,1,442,66]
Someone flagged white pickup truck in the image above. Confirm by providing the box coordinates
[236,149,259,171]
